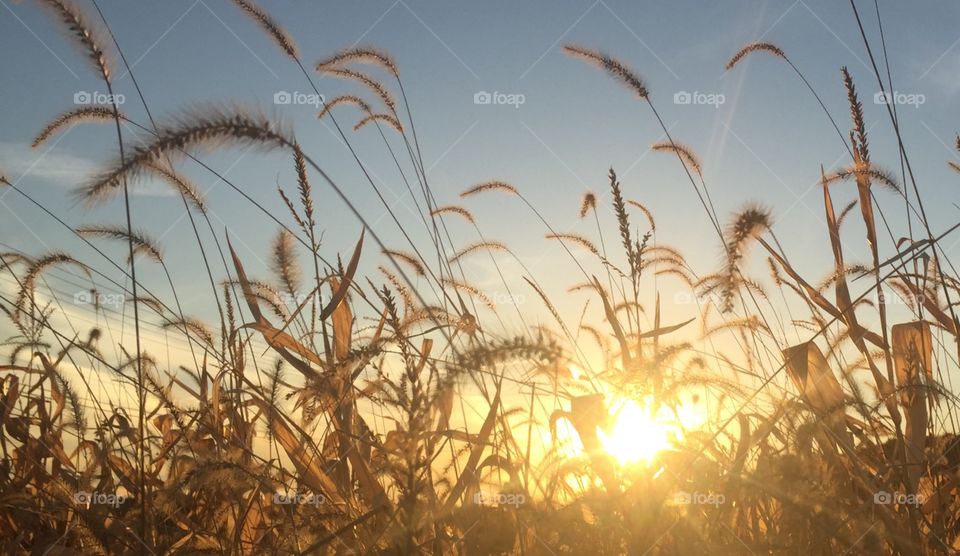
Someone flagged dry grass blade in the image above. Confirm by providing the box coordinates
[892,322,933,492]
[783,341,851,450]
[246,398,344,503]
[440,386,501,515]
[329,276,353,361]
[227,235,326,376]
[637,317,695,340]
[319,230,363,322]
[592,276,632,367]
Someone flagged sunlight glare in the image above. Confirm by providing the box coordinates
[599,398,677,466]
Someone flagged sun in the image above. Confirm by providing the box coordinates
[599,397,678,466]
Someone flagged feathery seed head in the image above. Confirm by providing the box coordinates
[32,106,116,148]
[651,142,702,175]
[37,0,112,83]
[431,205,476,225]
[460,181,518,198]
[230,0,299,59]
[580,192,596,218]
[725,42,786,71]
[80,106,292,206]
[564,44,648,99]
[317,95,373,120]
[315,46,399,77]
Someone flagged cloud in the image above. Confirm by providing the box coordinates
[922,50,960,98]
[0,142,177,198]
[0,141,97,186]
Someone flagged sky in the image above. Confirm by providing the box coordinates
[3,0,960,383]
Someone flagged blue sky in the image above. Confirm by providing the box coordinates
[3,0,960,360]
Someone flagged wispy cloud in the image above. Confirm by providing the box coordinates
[0,141,97,186]
[0,142,177,198]
[923,50,960,98]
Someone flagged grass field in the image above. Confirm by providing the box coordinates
[2,1,960,554]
